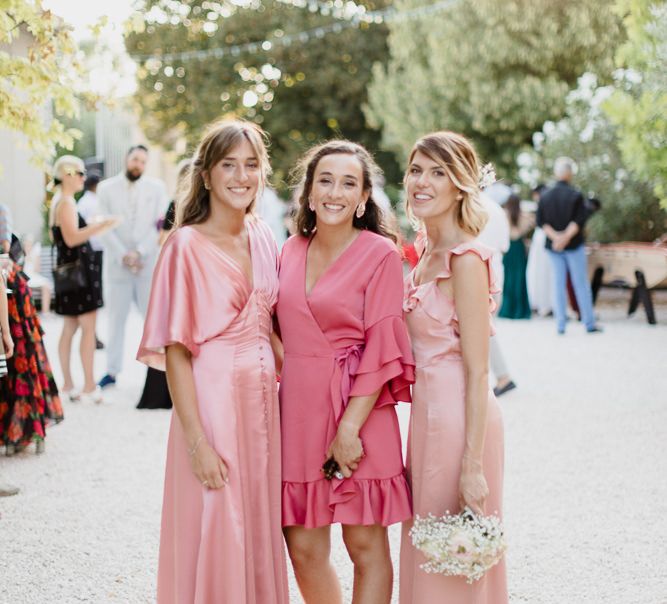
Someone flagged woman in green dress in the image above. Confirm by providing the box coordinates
[499,194,532,319]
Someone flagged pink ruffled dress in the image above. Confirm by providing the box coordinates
[277,230,415,528]
[399,241,508,603]
[137,219,288,604]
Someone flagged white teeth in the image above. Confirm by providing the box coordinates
[229,187,248,193]
[414,194,431,200]
[323,203,344,211]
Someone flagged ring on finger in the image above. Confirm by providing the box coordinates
[202,480,209,487]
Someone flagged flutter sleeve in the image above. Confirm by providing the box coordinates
[350,249,415,405]
[137,232,199,370]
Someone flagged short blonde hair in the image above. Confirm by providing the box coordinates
[406,131,488,236]
[48,154,85,226]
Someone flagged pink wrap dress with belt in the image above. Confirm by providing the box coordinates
[137,219,288,604]
[277,230,415,528]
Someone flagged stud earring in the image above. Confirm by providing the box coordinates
[456,193,463,201]
[204,182,211,191]
[356,204,366,218]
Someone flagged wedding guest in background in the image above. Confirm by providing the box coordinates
[97,145,169,389]
[1,233,63,454]
[400,131,507,603]
[137,119,288,603]
[499,194,532,319]
[478,191,517,397]
[136,160,191,411]
[277,140,415,604]
[526,184,553,316]
[537,157,602,334]
[49,156,117,404]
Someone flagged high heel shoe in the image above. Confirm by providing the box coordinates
[35,440,45,454]
[62,388,81,402]
[5,444,15,456]
[79,387,103,404]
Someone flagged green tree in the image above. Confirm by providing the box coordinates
[0,0,94,167]
[125,0,399,186]
[522,74,665,242]
[366,0,623,176]
[603,0,667,208]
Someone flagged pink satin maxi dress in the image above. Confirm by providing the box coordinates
[137,219,289,604]
[277,231,415,528]
[400,241,508,603]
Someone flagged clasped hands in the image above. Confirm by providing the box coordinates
[550,232,570,252]
[122,250,144,274]
[326,421,364,479]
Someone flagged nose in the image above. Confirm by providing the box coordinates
[331,181,346,199]
[236,164,249,182]
[416,171,429,188]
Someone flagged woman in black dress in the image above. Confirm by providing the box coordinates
[49,155,118,403]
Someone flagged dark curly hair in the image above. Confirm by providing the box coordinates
[292,140,397,242]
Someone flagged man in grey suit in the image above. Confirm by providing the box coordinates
[97,145,168,388]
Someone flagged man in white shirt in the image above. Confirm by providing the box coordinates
[77,172,103,252]
[97,145,168,388]
[477,189,517,397]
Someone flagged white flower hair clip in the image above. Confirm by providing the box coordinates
[478,163,496,190]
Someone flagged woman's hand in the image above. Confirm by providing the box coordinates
[326,423,364,478]
[2,330,13,358]
[459,458,488,515]
[190,439,229,489]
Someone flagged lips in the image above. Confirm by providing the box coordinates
[228,187,250,195]
[322,203,345,212]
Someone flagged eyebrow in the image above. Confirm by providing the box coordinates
[222,156,258,161]
[318,171,359,180]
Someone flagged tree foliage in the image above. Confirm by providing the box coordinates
[603,0,667,208]
[522,74,665,243]
[0,0,92,167]
[366,0,624,176]
[125,0,398,186]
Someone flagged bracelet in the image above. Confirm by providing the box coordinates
[188,434,205,457]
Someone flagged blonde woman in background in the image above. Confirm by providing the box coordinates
[400,132,508,603]
[49,155,117,403]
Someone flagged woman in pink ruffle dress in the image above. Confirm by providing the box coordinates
[276,141,415,603]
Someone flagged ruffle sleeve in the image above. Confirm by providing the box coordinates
[445,241,499,334]
[349,249,415,405]
[137,232,199,370]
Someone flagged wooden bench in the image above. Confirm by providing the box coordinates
[588,242,667,324]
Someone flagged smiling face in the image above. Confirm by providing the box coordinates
[405,150,461,221]
[309,153,370,230]
[206,138,261,213]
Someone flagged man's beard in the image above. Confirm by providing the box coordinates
[126,169,142,182]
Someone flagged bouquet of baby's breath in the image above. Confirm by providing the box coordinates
[409,507,506,583]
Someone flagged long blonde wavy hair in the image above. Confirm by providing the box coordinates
[406,131,488,236]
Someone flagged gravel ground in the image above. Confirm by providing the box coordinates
[1,289,666,604]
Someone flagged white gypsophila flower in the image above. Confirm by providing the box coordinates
[409,508,506,584]
[478,163,496,191]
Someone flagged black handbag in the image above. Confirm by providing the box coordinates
[52,246,88,294]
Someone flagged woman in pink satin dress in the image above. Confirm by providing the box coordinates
[277,141,415,603]
[399,132,508,603]
[137,120,288,604]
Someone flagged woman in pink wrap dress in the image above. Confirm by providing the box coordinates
[399,131,508,603]
[277,141,415,604]
[137,120,288,604]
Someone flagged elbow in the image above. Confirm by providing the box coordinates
[464,365,489,386]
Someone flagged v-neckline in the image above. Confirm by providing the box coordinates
[188,222,255,291]
[304,230,365,298]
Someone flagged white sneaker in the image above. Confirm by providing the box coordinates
[62,388,81,402]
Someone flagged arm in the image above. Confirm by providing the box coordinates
[165,343,228,489]
[97,186,128,258]
[450,252,492,514]
[0,279,12,358]
[270,331,284,374]
[56,199,115,249]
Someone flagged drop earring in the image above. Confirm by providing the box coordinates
[356,204,366,218]
[308,197,315,212]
